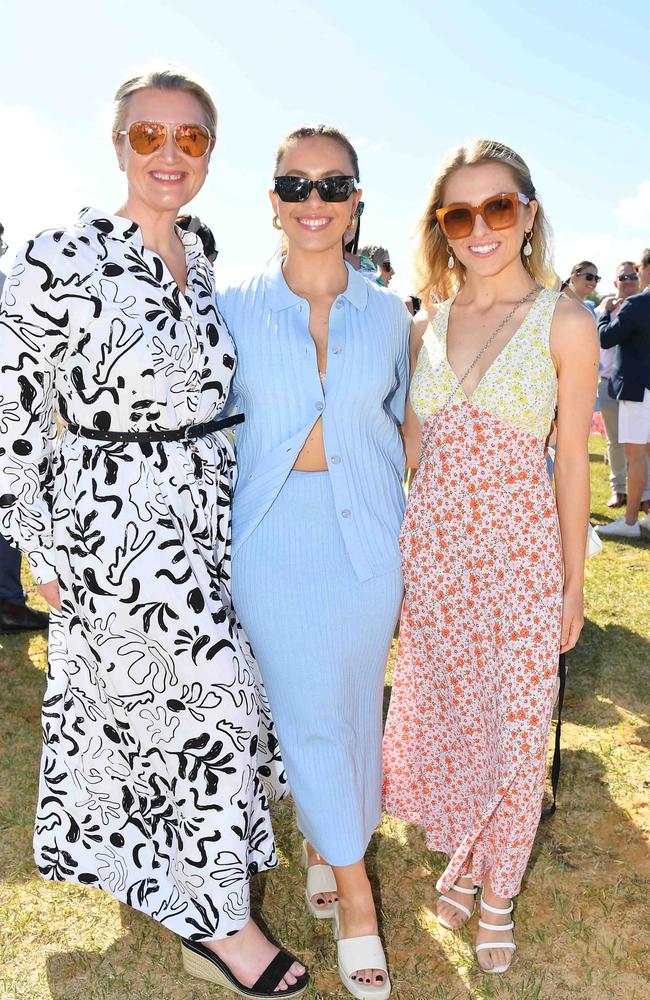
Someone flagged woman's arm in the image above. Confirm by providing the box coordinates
[401,313,429,469]
[0,235,69,589]
[550,296,599,653]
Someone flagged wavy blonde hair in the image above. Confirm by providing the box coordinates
[416,139,557,303]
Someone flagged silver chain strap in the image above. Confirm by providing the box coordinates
[420,284,542,459]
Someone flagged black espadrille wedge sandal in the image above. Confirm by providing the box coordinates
[181,938,309,999]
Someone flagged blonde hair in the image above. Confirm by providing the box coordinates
[112,66,218,137]
[416,139,557,303]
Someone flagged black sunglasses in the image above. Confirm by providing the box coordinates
[274,175,357,203]
[618,272,639,281]
[575,271,600,283]
[381,261,393,271]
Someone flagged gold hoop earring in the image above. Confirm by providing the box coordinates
[523,230,533,257]
[272,215,283,231]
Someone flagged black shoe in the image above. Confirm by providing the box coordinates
[0,600,49,633]
[181,939,309,998]
[607,492,627,509]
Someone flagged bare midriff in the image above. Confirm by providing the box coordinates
[294,416,328,471]
[292,293,332,472]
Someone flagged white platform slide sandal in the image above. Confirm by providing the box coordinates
[332,903,391,1000]
[475,897,516,974]
[436,878,478,929]
[301,839,338,919]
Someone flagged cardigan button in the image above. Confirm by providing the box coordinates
[332,346,341,354]
[341,509,351,518]
[315,402,324,412]
[330,455,341,464]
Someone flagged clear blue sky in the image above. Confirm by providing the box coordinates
[1,0,649,295]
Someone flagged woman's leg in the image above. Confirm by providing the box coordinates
[475,875,515,973]
[333,860,386,989]
[202,920,305,991]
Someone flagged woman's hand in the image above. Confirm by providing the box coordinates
[560,584,584,654]
[36,579,62,611]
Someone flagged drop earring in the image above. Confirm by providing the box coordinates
[447,246,455,269]
[523,230,533,257]
[272,215,283,231]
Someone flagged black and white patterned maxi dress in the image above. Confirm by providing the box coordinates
[0,209,286,940]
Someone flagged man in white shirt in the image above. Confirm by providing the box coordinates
[596,261,650,510]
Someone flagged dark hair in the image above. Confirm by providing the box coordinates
[641,248,650,267]
[570,260,597,275]
[344,200,364,254]
[176,214,218,261]
[617,260,637,272]
[0,221,4,238]
[274,125,360,181]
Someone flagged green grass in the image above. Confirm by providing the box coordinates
[1,435,649,999]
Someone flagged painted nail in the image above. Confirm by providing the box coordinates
[316,897,325,904]
[377,976,384,982]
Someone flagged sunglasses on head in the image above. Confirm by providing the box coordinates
[575,271,600,283]
[116,120,213,158]
[436,192,530,240]
[618,272,639,282]
[274,175,357,203]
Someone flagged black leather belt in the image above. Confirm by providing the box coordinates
[65,413,244,443]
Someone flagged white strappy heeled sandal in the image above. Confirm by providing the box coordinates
[475,896,516,974]
[436,877,478,929]
[300,839,338,919]
[332,903,391,1000]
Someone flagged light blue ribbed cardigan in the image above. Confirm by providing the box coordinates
[217,261,410,581]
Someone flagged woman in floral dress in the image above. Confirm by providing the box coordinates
[383,139,598,974]
[0,68,307,998]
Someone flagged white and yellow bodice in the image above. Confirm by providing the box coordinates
[410,288,561,441]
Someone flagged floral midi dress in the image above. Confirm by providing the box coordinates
[0,210,285,940]
[383,289,563,899]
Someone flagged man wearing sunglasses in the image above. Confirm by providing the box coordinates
[597,260,650,537]
[0,222,49,633]
[596,262,650,511]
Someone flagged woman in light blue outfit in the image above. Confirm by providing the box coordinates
[218,126,409,1000]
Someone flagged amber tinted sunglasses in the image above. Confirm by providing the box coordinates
[116,120,213,157]
[436,192,530,240]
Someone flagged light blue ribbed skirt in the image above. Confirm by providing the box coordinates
[232,470,403,867]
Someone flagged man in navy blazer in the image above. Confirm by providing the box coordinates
[597,257,650,538]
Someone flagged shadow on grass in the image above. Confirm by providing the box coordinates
[568,618,650,738]
[0,629,46,881]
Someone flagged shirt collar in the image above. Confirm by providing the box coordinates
[78,207,204,260]
[264,259,369,312]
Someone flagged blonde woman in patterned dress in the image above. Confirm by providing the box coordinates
[383,140,598,974]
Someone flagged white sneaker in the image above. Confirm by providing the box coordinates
[596,517,641,538]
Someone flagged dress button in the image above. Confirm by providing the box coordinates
[341,509,351,518]
[315,402,324,412]
[332,346,341,355]
[330,455,341,464]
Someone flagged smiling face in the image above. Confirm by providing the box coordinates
[269,136,362,255]
[442,162,537,278]
[614,262,640,299]
[112,87,212,218]
[571,263,599,299]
